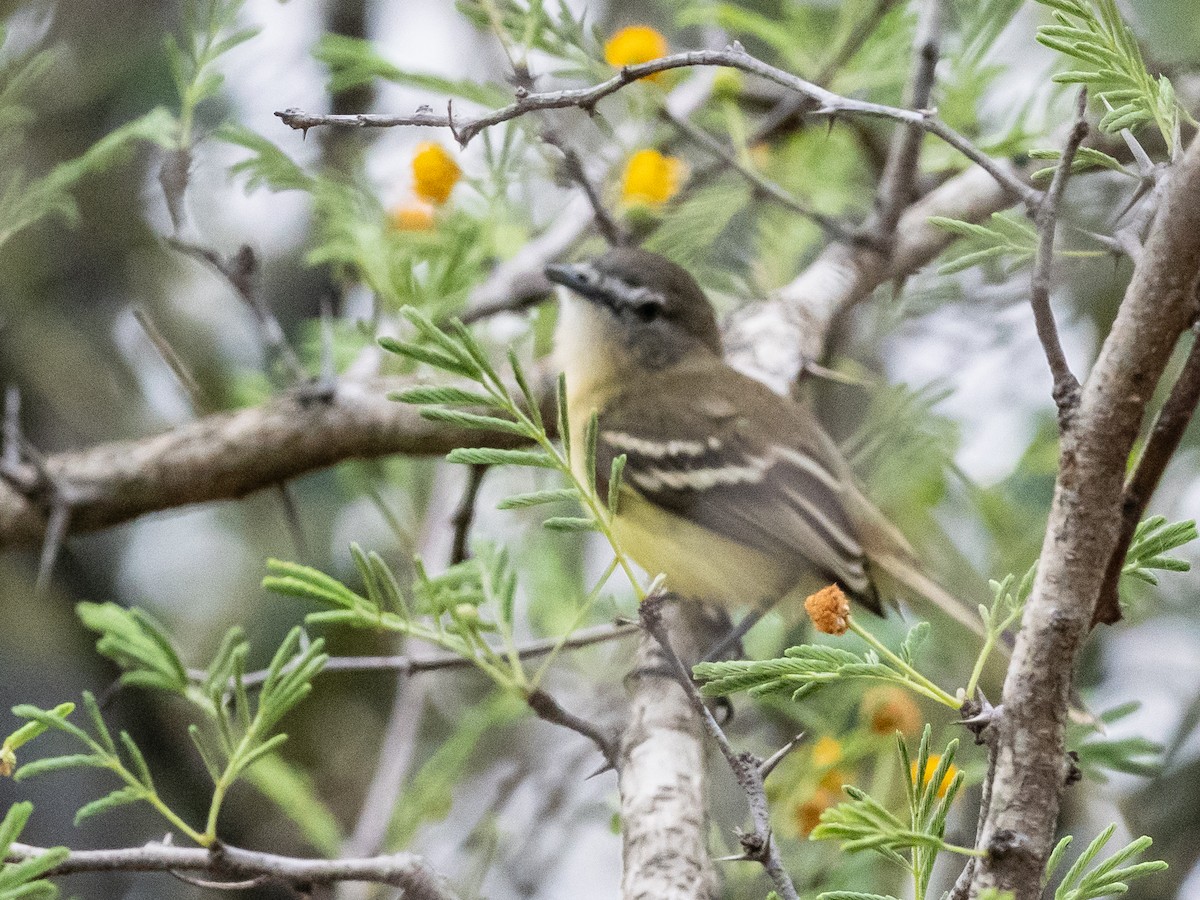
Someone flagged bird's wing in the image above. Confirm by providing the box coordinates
[594,366,881,610]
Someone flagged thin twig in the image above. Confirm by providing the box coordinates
[133,307,211,411]
[752,0,901,143]
[457,292,546,325]
[275,47,1038,203]
[525,688,618,771]
[1114,163,1171,261]
[1093,317,1200,625]
[2,386,21,475]
[5,841,459,899]
[185,620,639,688]
[167,239,307,383]
[274,482,309,559]
[35,499,70,595]
[872,0,945,238]
[1031,89,1089,425]
[663,109,855,241]
[541,131,629,247]
[639,596,800,900]
[449,463,488,565]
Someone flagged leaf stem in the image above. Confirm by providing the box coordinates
[848,619,959,708]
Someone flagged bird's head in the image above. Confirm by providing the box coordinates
[546,248,723,375]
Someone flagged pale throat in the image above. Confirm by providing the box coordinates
[554,296,630,409]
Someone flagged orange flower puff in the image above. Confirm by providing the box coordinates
[805,584,850,635]
[794,788,840,836]
[389,202,436,232]
[412,142,461,205]
[604,25,669,80]
[621,149,685,207]
[861,686,923,736]
[911,754,959,799]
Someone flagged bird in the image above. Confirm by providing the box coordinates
[544,246,982,638]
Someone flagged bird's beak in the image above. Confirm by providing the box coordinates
[544,262,588,292]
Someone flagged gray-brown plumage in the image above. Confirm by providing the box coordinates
[546,248,981,635]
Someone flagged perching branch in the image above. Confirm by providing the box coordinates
[5,840,459,900]
[639,596,800,900]
[275,46,1038,203]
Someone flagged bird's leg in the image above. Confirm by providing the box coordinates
[701,603,773,662]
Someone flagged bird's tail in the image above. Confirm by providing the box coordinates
[871,551,989,642]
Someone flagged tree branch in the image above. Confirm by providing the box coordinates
[1093,316,1200,625]
[188,621,639,688]
[970,132,1200,900]
[275,47,1038,203]
[6,840,459,899]
[0,377,537,548]
[871,0,945,238]
[639,596,800,900]
[726,159,1029,391]
[618,601,721,900]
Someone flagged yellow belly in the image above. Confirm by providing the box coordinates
[612,489,804,608]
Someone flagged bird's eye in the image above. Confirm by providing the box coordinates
[634,301,660,323]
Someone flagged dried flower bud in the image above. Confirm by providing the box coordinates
[0,746,15,778]
[805,584,850,635]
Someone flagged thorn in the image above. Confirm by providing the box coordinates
[447,100,463,146]
[714,852,753,863]
[35,499,71,595]
[759,733,805,780]
[586,759,616,780]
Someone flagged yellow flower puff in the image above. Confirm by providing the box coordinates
[620,148,685,207]
[389,201,436,232]
[604,25,669,81]
[911,754,959,799]
[811,735,844,768]
[412,142,461,206]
